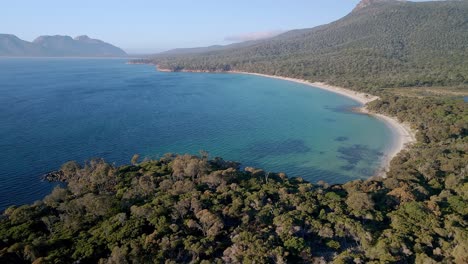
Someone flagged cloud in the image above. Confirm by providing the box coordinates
[224,30,285,42]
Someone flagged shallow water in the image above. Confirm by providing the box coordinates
[0,58,394,210]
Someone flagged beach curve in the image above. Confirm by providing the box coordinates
[228,71,417,178]
[154,66,417,178]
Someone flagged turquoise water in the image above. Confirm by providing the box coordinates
[0,58,393,209]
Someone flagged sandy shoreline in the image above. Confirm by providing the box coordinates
[153,66,416,177]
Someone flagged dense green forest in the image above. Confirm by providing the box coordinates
[146,0,468,91]
[0,95,466,263]
[1,0,467,263]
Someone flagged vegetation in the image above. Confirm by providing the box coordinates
[148,1,468,91]
[384,86,468,98]
[1,94,467,263]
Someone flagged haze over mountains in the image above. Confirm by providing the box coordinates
[0,34,127,57]
[149,0,468,89]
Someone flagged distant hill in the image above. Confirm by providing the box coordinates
[158,39,266,56]
[0,34,127,57]
[0,34,44,56]
[150,0,468,90]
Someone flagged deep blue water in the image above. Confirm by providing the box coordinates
[0,58,394,210]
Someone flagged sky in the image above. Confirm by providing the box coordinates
[1,0,433,54]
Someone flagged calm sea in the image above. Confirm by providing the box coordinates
[0,58,393,210]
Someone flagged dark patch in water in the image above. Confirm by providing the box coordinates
[323,118,336,122]
[337,144,383,169]
[319,151,325,155]
[324,105,356,114]
[334,136,349,142]
[247,139,311,158]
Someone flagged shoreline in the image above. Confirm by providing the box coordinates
[363,108,416,176]
[228,71,379,104]
[154,66,416,177]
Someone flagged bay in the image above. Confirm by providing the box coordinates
[0,58,393,210]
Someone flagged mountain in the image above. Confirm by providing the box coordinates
[0,34,44,56]
[149,0,468,90]
[0,34,127,57]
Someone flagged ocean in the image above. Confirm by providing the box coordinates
[0,58,394,210]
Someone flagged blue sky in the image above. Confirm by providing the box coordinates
[1,0,431,53]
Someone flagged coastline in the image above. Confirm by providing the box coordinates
[154,66,416,177]
[363,108,416,176]
[229,71,379,104]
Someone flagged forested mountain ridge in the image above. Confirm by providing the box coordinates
[0,34,127,57]
[149,0,468,90]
